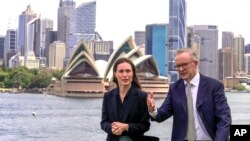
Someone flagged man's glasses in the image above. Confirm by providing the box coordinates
[174,61,193,71]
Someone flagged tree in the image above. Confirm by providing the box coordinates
[29,70,53,88]
[0,70,8,87]
[1,66,65,90]
[51,69,65,80]
[0,62,7,71]
[234,84,246,91]
[4,67,34,89]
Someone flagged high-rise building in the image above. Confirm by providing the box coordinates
[134,31,146,54]
[40,19,53,63]
[45,30,57,66]
[49,41,66,70]
[25,17,51,67]
[245,54,250,75]
[57,0,76,44]
[30,17,41,58]
[25,17,40,68]
[187,27,201,61]
[17,5,37,56]
[4,29,17,67]
[168,0,186,83]
[233,35,245,73]
[222,31,234,48]
[134,31,145,47]
[68,1,96,59]
[26,17,39,57]
[245,44,250,54]
[146,24,168,76]
[0,36,4,60]
[191,25,219,80]
[218,48,233,81]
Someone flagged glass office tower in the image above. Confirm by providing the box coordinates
[168,0,186,83]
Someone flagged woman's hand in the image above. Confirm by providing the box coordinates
[111,122,128,135]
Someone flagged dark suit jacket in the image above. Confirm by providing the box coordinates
[101,84,150,141]
[153,74,231,141]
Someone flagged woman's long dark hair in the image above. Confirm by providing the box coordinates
[112,57,141,89]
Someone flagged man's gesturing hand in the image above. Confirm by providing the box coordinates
[147,92,156,113]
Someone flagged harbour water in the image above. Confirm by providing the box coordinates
[0,92,249,141]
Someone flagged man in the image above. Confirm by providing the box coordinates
[147,48,231,141]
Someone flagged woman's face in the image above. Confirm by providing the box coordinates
[114,62,133,87]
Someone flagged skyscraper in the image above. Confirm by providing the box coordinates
[4,29,17,67]
[222,31,234,48]
[245,44,250,54]
[233,35,245,73]
[134,31,145,47]
[168,0,186,83]
[25,17,40,68]
[17,5,37,56]
[245,54,250,75]
[0,36,4,60]
[146,24,168,76]
[191,25,219,80]
[45,30,57,66]
[39,18,54,67]
[57,0,76,45]
[25,16,42,57]
[49,41,65,70]
[68,1,96,59]
[40,19,53,55]
[218,48,233,81]
[187,27,201,61]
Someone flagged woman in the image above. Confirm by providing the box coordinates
[100,57,151,141]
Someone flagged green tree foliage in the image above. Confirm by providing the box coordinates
[0,62,7,71]
[0,70,8,87]
[234,84,246,91]
[5,66,34,89]
[51,69,65,80]
[29,70,53,88]
[29,68,39,75]
[1,66,64,90]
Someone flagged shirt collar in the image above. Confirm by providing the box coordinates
[184,73,200,87]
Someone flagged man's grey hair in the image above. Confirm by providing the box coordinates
[175,48,198,61]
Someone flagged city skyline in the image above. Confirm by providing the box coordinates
[1,0,250,47]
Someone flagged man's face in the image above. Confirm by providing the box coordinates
[175,52,198,82]
[114,62,133,87]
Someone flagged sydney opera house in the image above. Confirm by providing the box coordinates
[49,36,169,98]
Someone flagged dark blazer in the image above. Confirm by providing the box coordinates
[153,74,231,141]
[101,84,150,141]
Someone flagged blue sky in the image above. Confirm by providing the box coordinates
[0,0,250,47]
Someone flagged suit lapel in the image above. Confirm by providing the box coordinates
[178,81,188,113]
[179,81,187,113]
[196,75,206,108]
[111,88,119,120]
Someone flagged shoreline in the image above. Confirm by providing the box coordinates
[1,90,249,100]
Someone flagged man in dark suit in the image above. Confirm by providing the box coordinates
[147,48,231,141]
